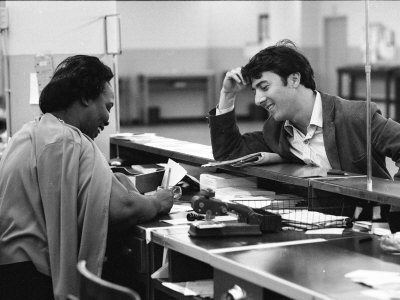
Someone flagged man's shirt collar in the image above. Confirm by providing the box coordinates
[284,91,322,135]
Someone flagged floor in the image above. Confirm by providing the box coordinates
[121,120,398,177]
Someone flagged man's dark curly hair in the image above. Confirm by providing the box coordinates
[241,39,316,90]
[39,55,114,113]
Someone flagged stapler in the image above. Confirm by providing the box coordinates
[188,190,282,237]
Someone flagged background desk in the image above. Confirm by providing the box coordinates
[337,64,400,120]
[138,72,215,125]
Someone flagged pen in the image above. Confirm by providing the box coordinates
[165,167,171,188]
[327,169,349,176]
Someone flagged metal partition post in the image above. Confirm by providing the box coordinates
[365,0,372,190]
[104,14,122,134]
[104,14,123,164]
[0,7,11,140]
[112,53,120,134]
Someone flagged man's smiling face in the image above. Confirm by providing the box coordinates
[252,71,298,122]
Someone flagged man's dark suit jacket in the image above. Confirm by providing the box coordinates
[209,92,400,180]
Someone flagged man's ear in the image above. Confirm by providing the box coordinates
[80,98,90,107]
[288,72,301,88]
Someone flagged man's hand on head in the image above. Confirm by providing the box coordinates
[218,67,249,111]
[222,67,248,94]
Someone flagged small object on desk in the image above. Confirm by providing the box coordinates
[380,232,400,252]
[224,284,247,300]
[187,212,205,221]
[109,157,123,167]
[188,222,262,237]
[168,204,193,214]
[110,166,139,176]
[130,164,164,174]
[190,193,281,235]
[305,228,345,235]
[352,221,372,232]
[165,167,171,188]
[327,169,348,176]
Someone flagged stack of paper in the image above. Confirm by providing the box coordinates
[215,187,275,199]
[200,173,275,208]
[345,270,400,299]
[215,187,276,209]
[352,221,372,232]
[130,164,164,174]
[199,173,256,191]
[280,209,350,229]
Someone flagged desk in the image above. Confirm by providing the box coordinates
[139,72,215,125]
[148,227,400,300]
[108,136,400,299]
[337,64,400,120]
[211,236,400,300]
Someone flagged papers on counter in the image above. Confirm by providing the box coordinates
[168,204,193,214]
[163,215,237,226]
[111,133,214,160]
[202,152,285,167]
[345,270,400,299]
[305,228,345,235]
[278,209,350,230]
[110,132,156,140]
[199,173,257,190]
[162,280,213,298]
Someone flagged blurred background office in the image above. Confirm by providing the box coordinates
[1,1,400,161]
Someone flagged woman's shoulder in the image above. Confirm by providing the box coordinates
[36,114,88,147]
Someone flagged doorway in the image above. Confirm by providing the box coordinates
[323,16,348,95]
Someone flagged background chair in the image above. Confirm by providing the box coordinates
[72,260,141,300]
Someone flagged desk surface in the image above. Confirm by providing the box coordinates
[212,237,400,300]
[110,135,400,299]
[311,176,400,205]
[110,136,400,205]
[111,136,331,187]
[149,224,396,300]
[150,226,365,263]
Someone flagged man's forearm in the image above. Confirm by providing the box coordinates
[218,89,237,111]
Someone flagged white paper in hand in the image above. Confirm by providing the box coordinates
[161,159,187,187]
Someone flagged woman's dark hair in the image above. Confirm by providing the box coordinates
[241,39,316,90]
[39,55,114,113]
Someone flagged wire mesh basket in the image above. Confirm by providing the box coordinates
[232,193,353,230]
